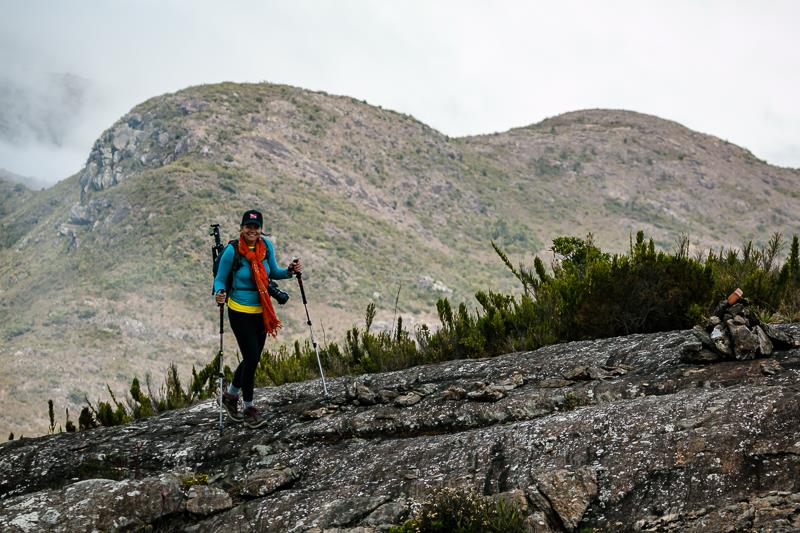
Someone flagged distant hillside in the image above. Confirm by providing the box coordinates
[0,168,49,191]
[461,109,800,251]
[2,82,799,437]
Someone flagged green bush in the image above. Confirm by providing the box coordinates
[92,386,129,427]
[559,232,715,338]
[252,303,422,389]
[255,341,317,386]
[704,234,800,318]
[180,472,209,488]
[390,487,527,533]
[129,377,154,419]
[74,357,231,429]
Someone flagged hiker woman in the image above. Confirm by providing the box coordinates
[213,209,302,428]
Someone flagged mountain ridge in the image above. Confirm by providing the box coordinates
[2,81,800,437]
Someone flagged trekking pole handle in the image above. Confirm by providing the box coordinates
[296,271,309,305]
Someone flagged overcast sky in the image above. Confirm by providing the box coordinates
[1,0,799,185]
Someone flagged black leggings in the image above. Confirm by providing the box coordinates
[228,309,267,403]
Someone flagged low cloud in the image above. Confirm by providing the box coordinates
[1,1,798,183]
[0,71,101,184]
[0,72,89,146]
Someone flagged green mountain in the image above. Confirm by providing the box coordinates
[2,81,799,437]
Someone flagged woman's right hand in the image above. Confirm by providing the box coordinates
[214,290,227,305]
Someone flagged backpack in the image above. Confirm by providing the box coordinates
[212,239,243,295]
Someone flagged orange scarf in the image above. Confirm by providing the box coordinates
[238,236,281,337]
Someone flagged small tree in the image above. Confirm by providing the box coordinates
[48,400,55,434]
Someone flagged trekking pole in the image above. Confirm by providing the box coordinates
[210,224,226,433]
[217,300,225,433]
[295,271,329,397]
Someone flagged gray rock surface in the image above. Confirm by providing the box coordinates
[755,325,774,357]
[1,324,799,532]
[710,324,733,355]
[728,321,758,359]
[185,485,234,515]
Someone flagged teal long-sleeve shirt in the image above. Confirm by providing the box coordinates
[213,237,292,307]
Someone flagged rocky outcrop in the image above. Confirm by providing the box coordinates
[1,325,799,532]
[78,97,209,201]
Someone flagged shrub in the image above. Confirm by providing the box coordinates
[705,233,800,319]
[252,303,422,388]
[255,341,317,386]
[92,386,130,427]
[484,232,716,345]
[180,472,209,488]
[78,407,96,431]
[155,363,191,412]
[390,487,527,533]
[129,377,154,419]
[563,232,715,337]
[74,357,231,429]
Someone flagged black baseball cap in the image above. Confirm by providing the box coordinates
[241,209,263,228]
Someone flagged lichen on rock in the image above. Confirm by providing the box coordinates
[1,323,799,531]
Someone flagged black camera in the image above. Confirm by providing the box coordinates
[268,280,289,305]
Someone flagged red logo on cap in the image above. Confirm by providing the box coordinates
[250,214,257,219]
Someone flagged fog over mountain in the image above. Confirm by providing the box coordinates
[2,2,799,187]
[0,72,89,145]
[0,71,102,185]
[0,168,47,191]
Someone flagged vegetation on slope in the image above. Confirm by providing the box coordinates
[38,230,800,434]
[5,81,800,437]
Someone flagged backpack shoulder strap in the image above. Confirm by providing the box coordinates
[228,239,242,260]
[261,235,272,263]
[226,240,241,289]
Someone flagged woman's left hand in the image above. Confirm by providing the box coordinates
[288,257,303,275]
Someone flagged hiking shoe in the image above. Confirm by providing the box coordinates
[242,406,268,429]
[221,392,243,422]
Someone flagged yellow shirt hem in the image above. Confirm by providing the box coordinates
[228,298,262,314]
